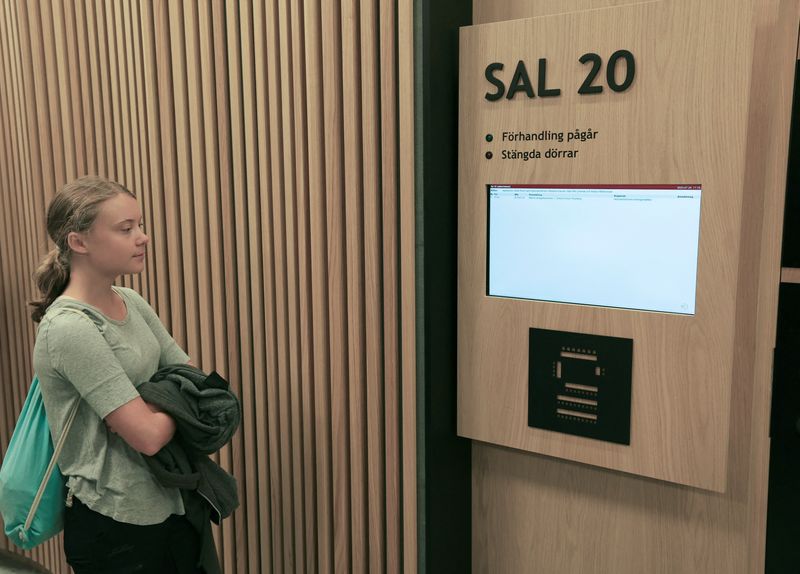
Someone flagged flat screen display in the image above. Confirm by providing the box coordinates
[487,184,702,314]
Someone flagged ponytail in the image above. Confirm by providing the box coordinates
[30,247,71,323]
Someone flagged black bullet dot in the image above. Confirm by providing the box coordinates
[485,151,493,159]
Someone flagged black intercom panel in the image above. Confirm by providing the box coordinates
[528,328,633,445]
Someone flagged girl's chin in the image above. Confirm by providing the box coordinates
[127,261,146,274]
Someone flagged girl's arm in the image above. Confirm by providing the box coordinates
[105,398,176,455]
[45,310,176,456]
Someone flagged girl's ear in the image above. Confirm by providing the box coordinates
[67,231,89,255]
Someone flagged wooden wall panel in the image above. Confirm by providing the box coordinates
[0,1,416,573]
[467,0,800,573]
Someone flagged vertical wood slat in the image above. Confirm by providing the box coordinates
[0,0,25,435]
[321,0,354,571]
[52,0,76,182]
[398,0,418,569]
[12,0,44,432]
[270,0,307,572]
[61,0,85,179]
[40,0,67,189]
[139,0,169,325]
[0,48,12,468]
[210,1,252,571]
[6,0,37,322]
[0,0,19,468]
[379,0,402,571]
[96,0,116,188]
[182,0,209,371]
[168,0,200,359]
[154,0,186,345]
[128,0,155,305]
[288,0,321,569]
[360,0,388,572]
[15,0,47,280]
[197,3,239,571]
[109,0,126,185]
[73,0,96,175]
[23,0,55,246]
[122,0,144,297]
[245,1,280,572]
[104,0,122,184]
[112,0,129,294]
[226,1,265,572]
[14,0,43,429]
[181,2,230,564]
[341,0,369,570]
[303,0,335,571]
[14,0,41,368]
[257,0,293,571]
[92,0,108,180]
[0,1,415,573]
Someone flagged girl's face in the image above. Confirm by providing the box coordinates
[78,193,149,278]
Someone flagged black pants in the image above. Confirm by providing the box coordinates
[64,497,201,574]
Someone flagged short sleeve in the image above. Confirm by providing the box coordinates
[45,310,140,419]
[119,288,190,367]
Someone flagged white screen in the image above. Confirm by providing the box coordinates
[487,185,702,314]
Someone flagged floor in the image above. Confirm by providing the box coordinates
[0,551,50,574]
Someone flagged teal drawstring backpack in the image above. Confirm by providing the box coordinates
[0,376,79,549]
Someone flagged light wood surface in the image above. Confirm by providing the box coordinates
[460,1,747,493]
[475,0,645,25]
[399,0,417,570]
[781,267,800,283]
[0,1,416,573]
[467,0,800,573]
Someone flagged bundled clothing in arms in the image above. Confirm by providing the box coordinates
[140,364,241,574]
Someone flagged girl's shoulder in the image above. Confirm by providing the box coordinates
[34,304,105,367]
[38,302,104,337]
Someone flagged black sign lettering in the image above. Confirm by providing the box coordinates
[506,60,535,100]
[484,62,505,101]
[483,51,636,101]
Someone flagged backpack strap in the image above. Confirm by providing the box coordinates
[21,399,79,535]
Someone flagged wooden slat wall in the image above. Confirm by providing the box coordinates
[0,1,416,573]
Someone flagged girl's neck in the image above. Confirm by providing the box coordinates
[61,266,118,308]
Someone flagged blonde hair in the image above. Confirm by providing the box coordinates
[29,176,135,322]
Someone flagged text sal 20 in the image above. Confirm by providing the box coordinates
[484,50,636,101]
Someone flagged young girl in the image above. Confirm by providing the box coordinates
[31,176,202,573]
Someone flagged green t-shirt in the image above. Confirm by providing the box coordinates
[33,286,189,525]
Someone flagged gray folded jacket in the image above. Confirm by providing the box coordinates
[138,364,241,574]
[142,365,240,453]
[138,364,240,518]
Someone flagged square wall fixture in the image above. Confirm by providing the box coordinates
[528,328,633,445]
